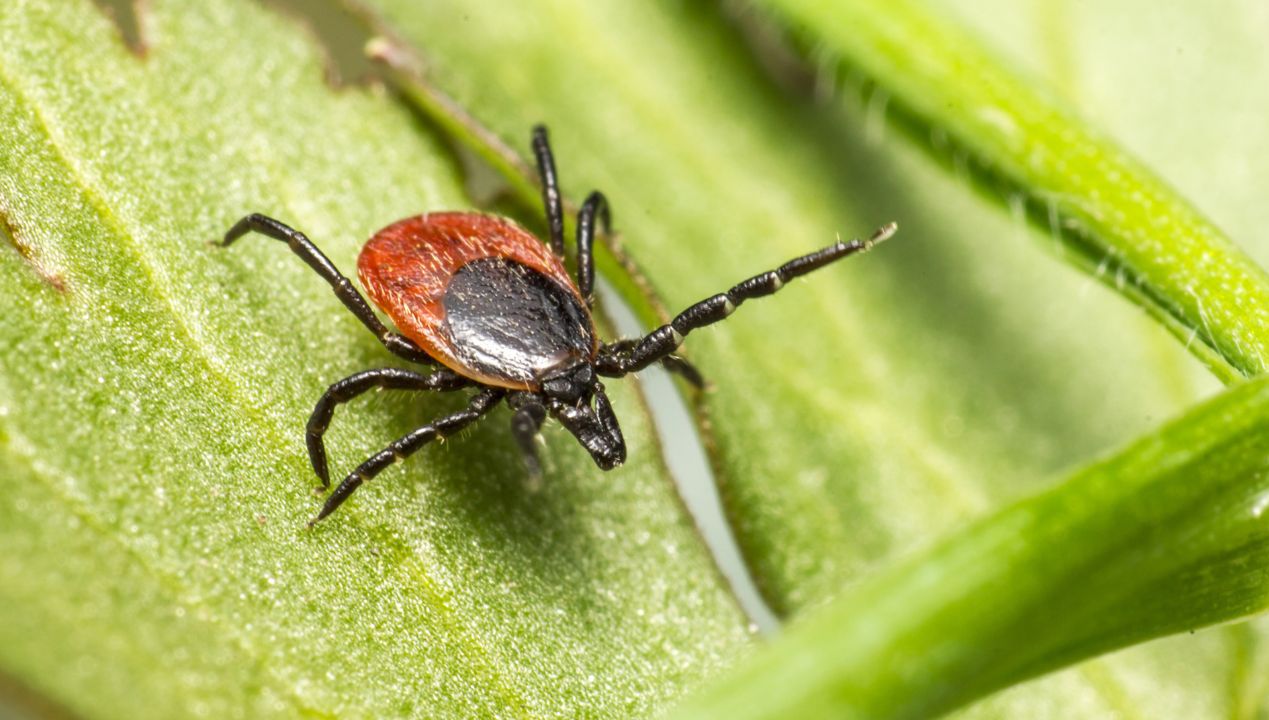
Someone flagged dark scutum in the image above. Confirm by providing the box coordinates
[444,257,596,384]
[218,125,891,527]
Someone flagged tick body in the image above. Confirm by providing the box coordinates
[221,126,895,524]
[358,213,596,390]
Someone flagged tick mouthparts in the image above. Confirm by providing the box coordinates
[219,125,894,525]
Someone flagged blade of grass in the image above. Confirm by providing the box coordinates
[749,0,1269,383]
[671,372,1269,720]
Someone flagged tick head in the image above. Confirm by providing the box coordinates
[540,362,596,405]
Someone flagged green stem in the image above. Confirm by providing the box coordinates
[756,0,1269,382]
[671,373,1269,719]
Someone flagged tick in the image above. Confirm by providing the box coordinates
[221,125,895,524]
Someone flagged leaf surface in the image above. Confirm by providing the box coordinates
[362,0,1209,617]
[0,2,749,717]
[359,0,1269,717]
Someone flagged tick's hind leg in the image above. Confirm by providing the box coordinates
[656,354,706,389]
[508,394,548,480]
[221,213,436,365]
[307,367,471,487]
[312,387,505,525]
[596,339,705,388]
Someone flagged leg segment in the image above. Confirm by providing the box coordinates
[531,125,566,258]
[307,367,471,487]
[508,393,548,479]
[312,388,505,525]
[612,223,896,374]
[575,191,610,307]
[596,339,705,388]
[657,354,706,389]
[221,213,435,365]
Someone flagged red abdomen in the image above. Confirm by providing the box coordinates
[358,213,596,390]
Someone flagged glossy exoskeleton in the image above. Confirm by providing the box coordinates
[220,125,895,524]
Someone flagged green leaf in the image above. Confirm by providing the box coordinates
[360,0,1269,717]
[362,0,1210,615]
[669,372,1269,719]
[751,0,1269,383]
[7,0,1268,717]
[0,2,749,717]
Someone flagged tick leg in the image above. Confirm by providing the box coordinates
[508,394,548,480]
[611,223,897,374]
[596,339,706,389]
[575,191,609,308]
[656,354,706,389]
[311,387,505,525]
[221,213,436,365]
[307,367,471,488]
[531,125,566,258]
